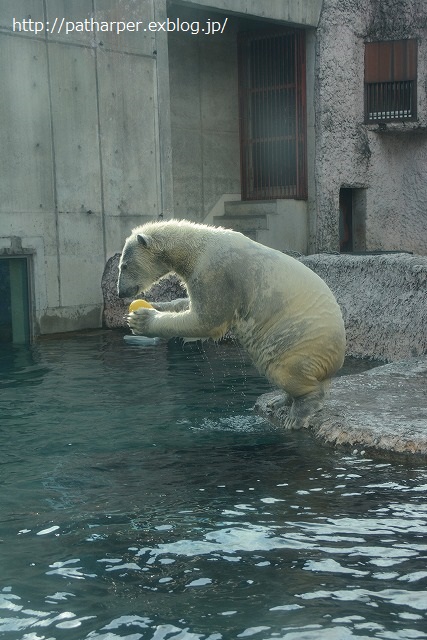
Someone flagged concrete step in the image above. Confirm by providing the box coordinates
[212,198,308,253]
[214,213,269,233]
[216,200,279,240]
[223,200,278,217]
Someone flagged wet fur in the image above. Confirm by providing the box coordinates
[117,219,346,429]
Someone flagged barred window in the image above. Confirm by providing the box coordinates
[238,29,307,200]
[365,39,417,123]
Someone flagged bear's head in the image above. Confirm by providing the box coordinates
[117,232,170,299]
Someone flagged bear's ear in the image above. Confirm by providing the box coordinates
[137,234,152,248]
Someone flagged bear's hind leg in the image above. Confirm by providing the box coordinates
[265,392,293,413]
[283,380,330,430]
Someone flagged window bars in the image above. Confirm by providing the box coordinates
[365,39,417,123]
[238,29,307,200]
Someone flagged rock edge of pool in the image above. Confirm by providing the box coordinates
[255,356,427,457]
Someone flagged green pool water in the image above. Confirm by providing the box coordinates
[0,332,426,640]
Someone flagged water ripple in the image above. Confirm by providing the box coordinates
[1,336,426,639]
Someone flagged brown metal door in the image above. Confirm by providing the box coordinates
[238,29,307,201]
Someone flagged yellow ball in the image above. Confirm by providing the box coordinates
[129,299,153,312]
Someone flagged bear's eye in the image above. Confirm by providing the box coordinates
[121,263,128,270]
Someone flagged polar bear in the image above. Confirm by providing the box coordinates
[117,219,346,428]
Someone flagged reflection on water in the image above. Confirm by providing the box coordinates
[0,333,426,640]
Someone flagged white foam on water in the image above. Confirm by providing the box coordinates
[36,526,60,536]
[303,559,369,577]
[186,578,212,587]
[140,523,317,561]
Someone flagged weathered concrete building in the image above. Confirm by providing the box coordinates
[0,0,426,340]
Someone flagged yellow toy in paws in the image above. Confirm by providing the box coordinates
[125,299,159,346]
[129,299,153,312]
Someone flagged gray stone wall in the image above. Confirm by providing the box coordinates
[301,253,427,362]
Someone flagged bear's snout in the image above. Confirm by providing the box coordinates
[117,282,139,299]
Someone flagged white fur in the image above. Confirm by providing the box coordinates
[117,219,346,428]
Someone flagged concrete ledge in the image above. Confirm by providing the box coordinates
[255,357,427,457]
[39,305,102,334]
[181,0,323,27]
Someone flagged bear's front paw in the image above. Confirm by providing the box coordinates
[127,307,158,336]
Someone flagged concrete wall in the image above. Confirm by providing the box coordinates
[313,0,427,255]
[181,0,323,28]
[167,1,318,248]
[1,0,323,335]
[167,8,240,221]
[0,0,171,335]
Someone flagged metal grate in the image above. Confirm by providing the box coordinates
[238,29,307,201]
[365,40,417,123]
[366,80,415,122]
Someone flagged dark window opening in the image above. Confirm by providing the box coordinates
[365,39,417,123]
[339,188,353,252]
[0,257,31,343]
[339,187,367,253]
[238,28,307,200]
